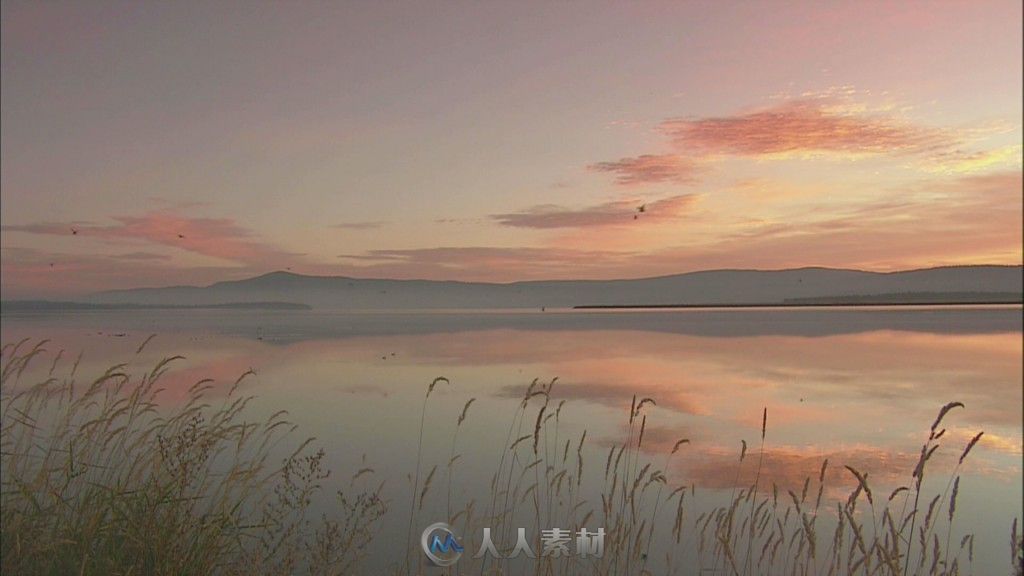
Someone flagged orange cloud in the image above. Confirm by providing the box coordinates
[926,144,1023,174]
[708,171,1022,268]
[677,444,923,494]
[589,154,701,186]
[659,98,954,158]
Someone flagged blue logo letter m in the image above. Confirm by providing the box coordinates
[430,533,464,554]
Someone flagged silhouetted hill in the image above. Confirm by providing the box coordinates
[1,301,311,312]
[75,265,1023,310]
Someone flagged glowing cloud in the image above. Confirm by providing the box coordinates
[659,98,956,158]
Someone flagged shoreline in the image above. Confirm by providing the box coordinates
[574,300,1023,309]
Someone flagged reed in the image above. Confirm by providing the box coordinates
[2,339,1017,576]
[1,338,385,576]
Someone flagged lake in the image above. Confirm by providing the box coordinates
[2,306,1021,574]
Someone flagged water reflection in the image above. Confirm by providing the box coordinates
[2,306,1021,572]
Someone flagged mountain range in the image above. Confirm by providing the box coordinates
[66,265,1022,310]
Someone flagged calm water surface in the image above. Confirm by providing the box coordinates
[2,306,1021,573]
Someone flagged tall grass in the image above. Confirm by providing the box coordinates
[1,339,385,575]
[2,338,1020,575]
[407,374,1018,576]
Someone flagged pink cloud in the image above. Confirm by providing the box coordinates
[589,154,701,186]
[2,169,1019,295]
[659,98,955,158]
[3,211,301,267]
[678,444,922,494]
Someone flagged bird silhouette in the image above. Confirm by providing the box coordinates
[71,228,78,235]
[177,233,186,239]
[638,204,646,213]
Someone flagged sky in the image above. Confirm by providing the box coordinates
[1,0,1022,297]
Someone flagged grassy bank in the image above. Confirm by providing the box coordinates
[2,338,1021,575]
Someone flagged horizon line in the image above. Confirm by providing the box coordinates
[89,262,1023,294]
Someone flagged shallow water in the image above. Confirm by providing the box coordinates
[2,306,1021,573]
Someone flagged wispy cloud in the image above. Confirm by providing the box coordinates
[588,154,701,185]
[0,246,244,297]
[2,169,1018,294]
[338,245,637,279]
[491,194,696,229]
[3,211,301,267]
[330,221,386,230]
[925,144,1023,174]
[701,170,1023,270]
[586,94,997,190]
[660,98,956,158]
[679,444,921,493]
[109,251,172,261]
[337,171,1022,281]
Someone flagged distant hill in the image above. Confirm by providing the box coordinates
[73,265,1023,310]
[1,301,311,312]
[782,291,1022,305]
[577,291,1023,309]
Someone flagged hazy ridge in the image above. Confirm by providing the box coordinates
[1,301,311,312]
[67,265,1023,310]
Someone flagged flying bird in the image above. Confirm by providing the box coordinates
[71,228,78,235]
[177,233,186,239]
[637,204,646,213]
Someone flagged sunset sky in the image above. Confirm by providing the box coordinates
[2,1,1021,297]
